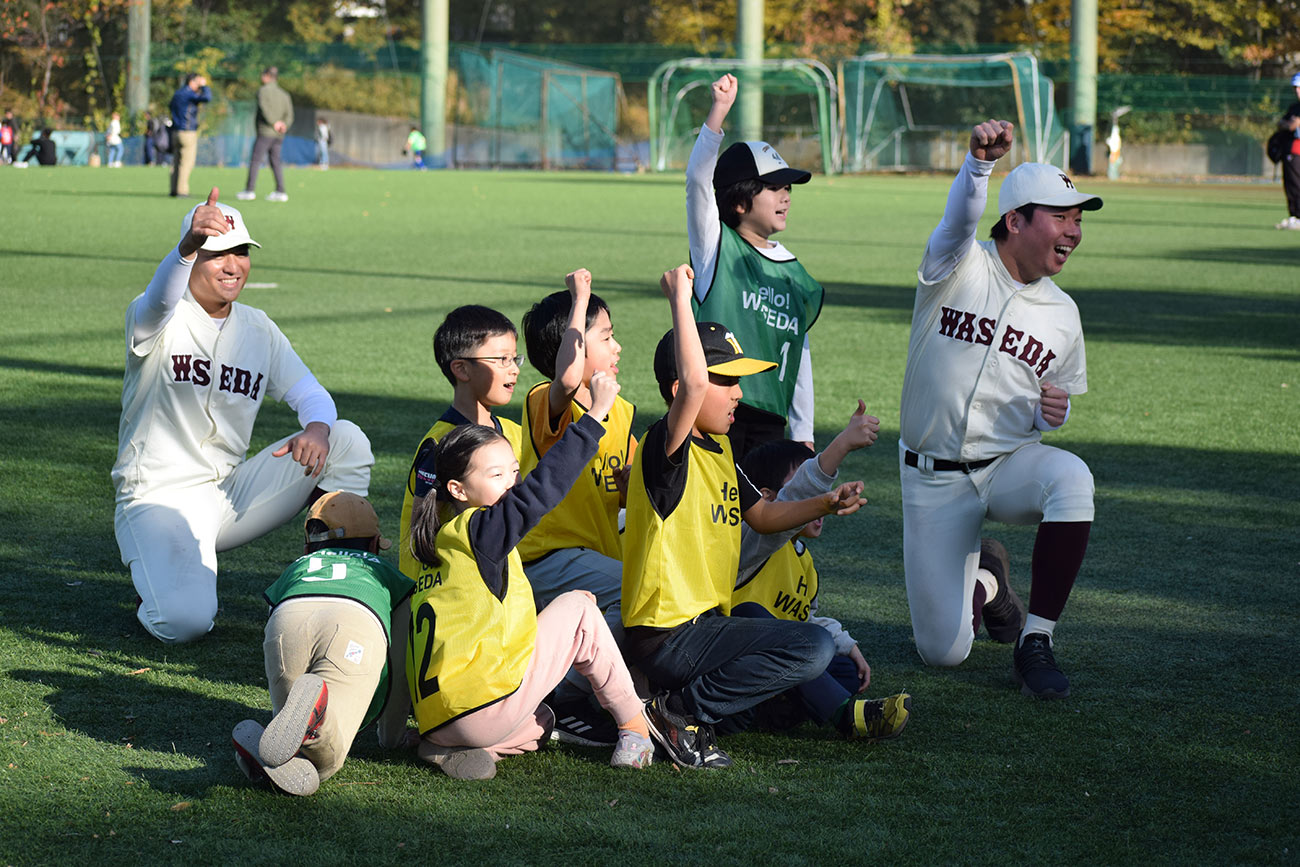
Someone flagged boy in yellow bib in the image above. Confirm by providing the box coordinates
[398,306,523,583]
[517,268,634,743]
[622,264,868,769]
[732,428,911,740]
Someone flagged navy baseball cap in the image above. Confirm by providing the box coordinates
[653,322,776,388]
[713,141,812,191]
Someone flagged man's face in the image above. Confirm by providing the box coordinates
[189,246,250,316]
[1005,206,1084,282]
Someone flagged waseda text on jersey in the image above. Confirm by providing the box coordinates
[171,354,265,399]
[937,306,1057,377]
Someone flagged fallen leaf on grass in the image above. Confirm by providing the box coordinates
[607,799,618,808]
[127,668,151,676]
[66,581,83,587]
[170,802,191,811]
[776,759,799,765]
[335,781,378,786]
[768,786,779,794]
[87,651,103,658]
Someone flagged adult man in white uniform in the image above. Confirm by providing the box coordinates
[113,187,373,644]
[899,120,1101,698]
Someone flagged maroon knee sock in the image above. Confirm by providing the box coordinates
[971,581,987,637]
[1028,521,1091,621]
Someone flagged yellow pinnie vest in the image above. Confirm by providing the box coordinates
[406,508,537,733]
[517,383,635,563]
[732,539,818,622]
[622,434,743,629]
[398,413,522,581]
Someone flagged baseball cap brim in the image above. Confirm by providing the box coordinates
[1020,191,1104,212]
[708,357,777,377]
[202,232,261,252]
[759,167,812,187]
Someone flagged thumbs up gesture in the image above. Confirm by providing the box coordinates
[180,187,226,258]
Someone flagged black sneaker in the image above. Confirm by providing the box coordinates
[1013,633,1070,698]
[980,538,1025,643]
[548,698,617,747]
[643,694,703,769]
[695,723,732,769]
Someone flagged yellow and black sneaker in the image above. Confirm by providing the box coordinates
[848,693,912,742]
[644,694,704,768]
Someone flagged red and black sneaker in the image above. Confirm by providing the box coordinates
[259,673,328,767]
[643,694,704,769]
[232,719,320,796]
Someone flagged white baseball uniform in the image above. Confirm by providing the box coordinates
[899,153,1095,666]
[113,246,373,644]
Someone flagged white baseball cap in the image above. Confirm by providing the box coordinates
[179,201,261,252]
[997,162,1103,217]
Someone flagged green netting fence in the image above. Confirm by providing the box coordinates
[453,47,619,169]
[843,52,1067,172]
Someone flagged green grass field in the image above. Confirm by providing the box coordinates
[1,163,1297,865]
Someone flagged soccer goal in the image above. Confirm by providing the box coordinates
[648,57,841,175]
[842,52,1068,172]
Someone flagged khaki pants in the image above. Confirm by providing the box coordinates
[170,129,198,196]
[264,598,385,781]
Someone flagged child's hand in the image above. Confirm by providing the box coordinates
[588,370,620,420]
[848,644,871,693]
[564,268,592,304]
[839,399,880,450]
[824,481,866,516]
[660,264,695,302]
[611,463,631,498]
[711,73,738,108]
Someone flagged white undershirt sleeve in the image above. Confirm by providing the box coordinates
[686,125,725,301]
[283,373,338,429]
[132,245,195,346]
[786,335,815,442]
[920,153,997,285]
[1033,400,1071,431]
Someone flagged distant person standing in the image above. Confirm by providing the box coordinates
[169,73,211,197]
[1276,72,1300,231]
[404,126,426,169]
[1,109,16,164]
[238,67,293,202]
[106,111,124,167]
[315,117,331,170]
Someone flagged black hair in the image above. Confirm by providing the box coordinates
[303,518,372,553]
[740,440,815,494]
[717,178,766,229]
[184,73,201,86]
[521,289,612,380]
[432,305,517,386]
[408,424,507,568]
[990,203,1041,241]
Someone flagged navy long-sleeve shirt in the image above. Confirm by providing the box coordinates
[170,84,211,131]
[415,413,605,599]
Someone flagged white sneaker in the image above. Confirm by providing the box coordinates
[236,190,256,201]
[267,191,289,202]
[1275,215,1300,230]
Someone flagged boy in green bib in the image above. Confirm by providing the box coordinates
[687,73,824,457]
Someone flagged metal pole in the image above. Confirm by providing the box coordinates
[126,0,150,120]
[421,0,449,166]
[1069,0,1097,174]
[736,0,763,141]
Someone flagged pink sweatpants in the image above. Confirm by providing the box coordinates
[423,590,642,760]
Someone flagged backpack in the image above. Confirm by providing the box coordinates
[1267,128,1291,164]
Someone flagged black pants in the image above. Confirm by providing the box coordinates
[245,136,285,193]
[1284,153,1300,219]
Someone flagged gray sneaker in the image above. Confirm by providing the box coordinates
[235,190,255,201]
[232,720,320,796]
[259,673,327,767]
[417,740,497,780]
[610,728,653,769]
[267,191,289,202]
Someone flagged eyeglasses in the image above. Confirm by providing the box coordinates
[458,355,524,369]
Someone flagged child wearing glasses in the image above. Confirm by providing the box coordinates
[397,306,524,583]
[514,269,635,745]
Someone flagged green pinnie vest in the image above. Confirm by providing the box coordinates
[264,549,415,728]
[693,225,824,418]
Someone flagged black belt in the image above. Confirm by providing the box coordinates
[904,450,996,474]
